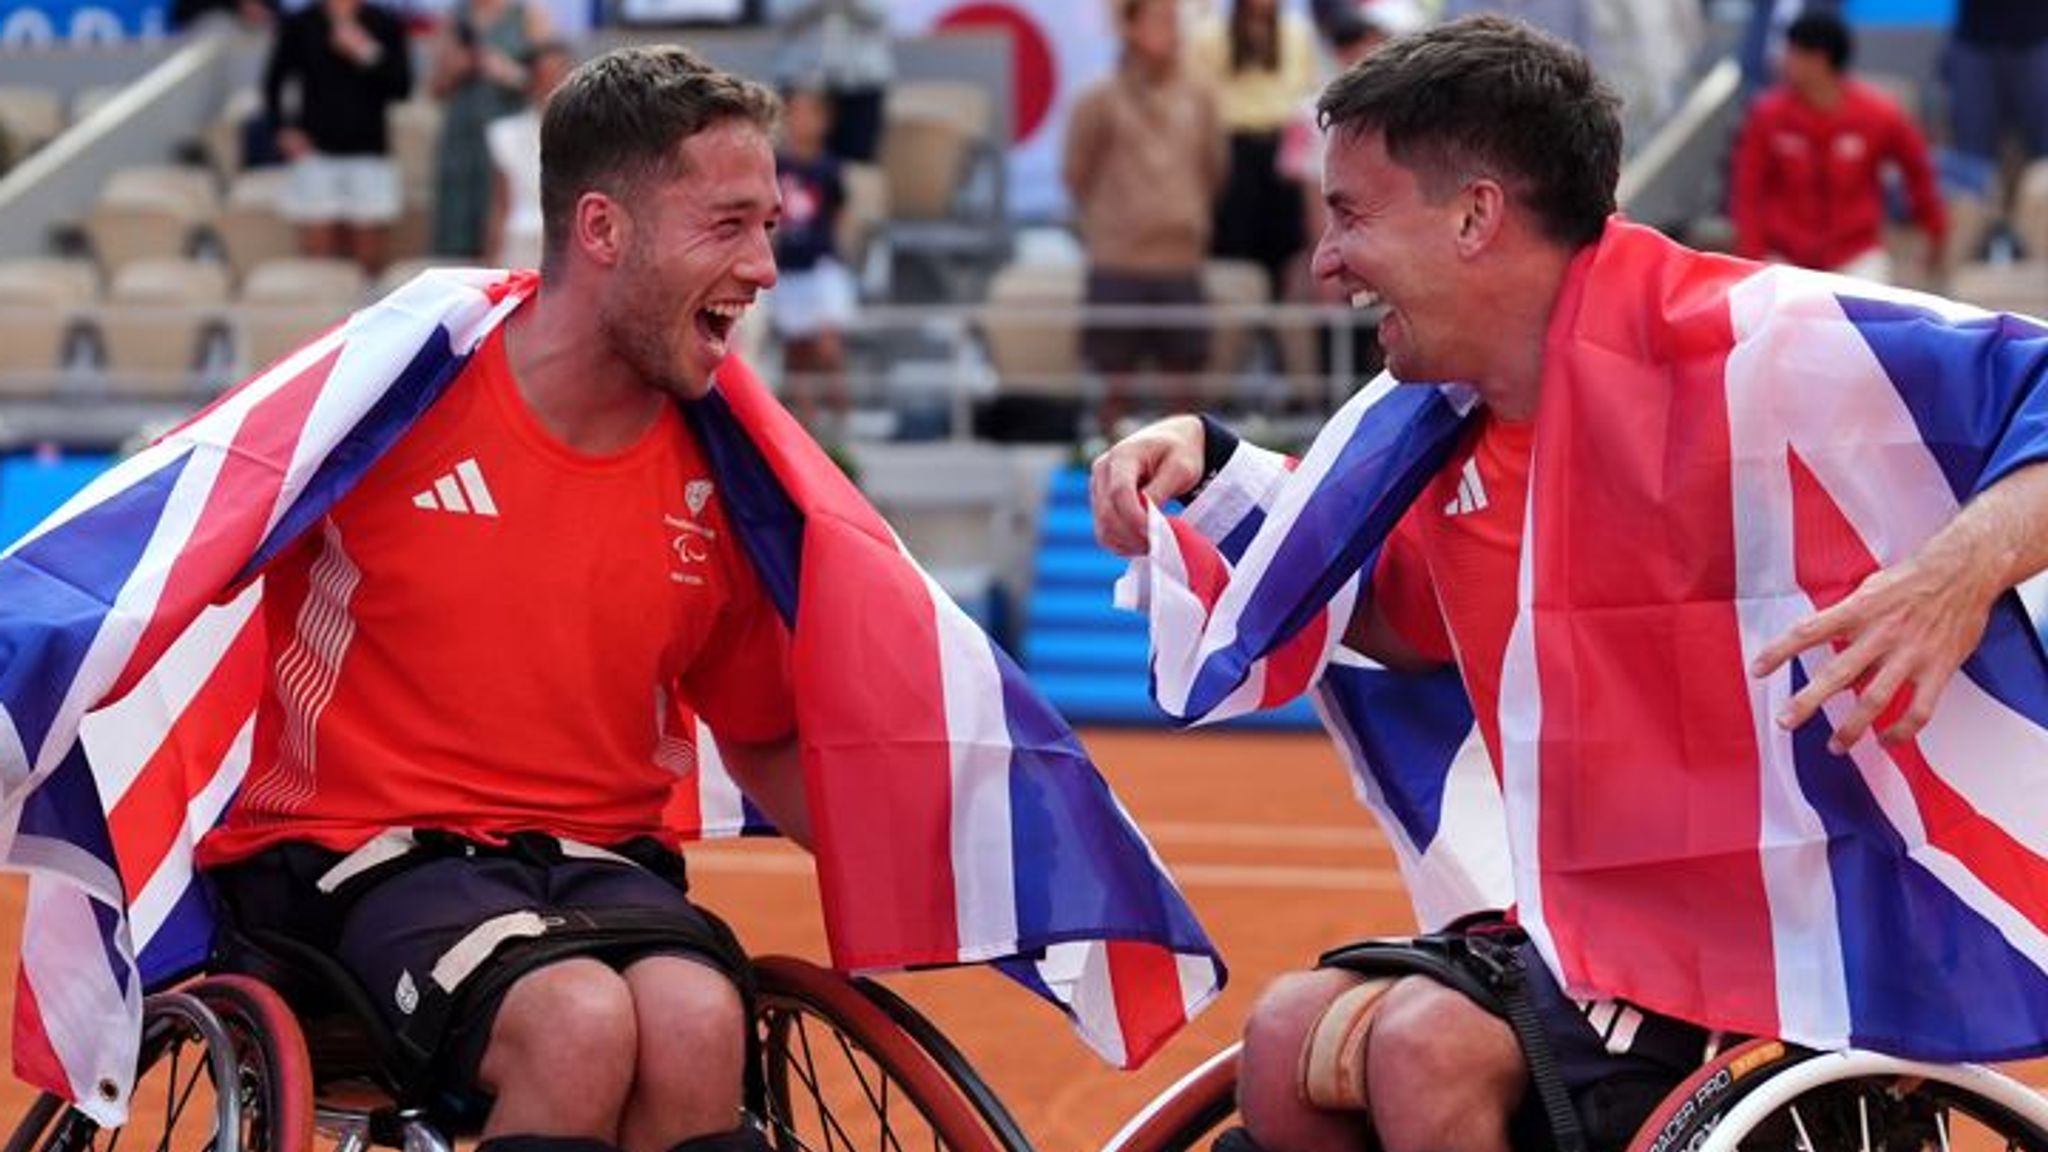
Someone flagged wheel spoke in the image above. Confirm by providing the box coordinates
[1789,1103,1816,1152]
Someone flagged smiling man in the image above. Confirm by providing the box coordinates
[200,46,803,1152]
[1091,14,2048,1152]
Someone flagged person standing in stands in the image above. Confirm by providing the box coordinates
[1731,10,1946,284]
[264,0,413,275]
[1192,0,1320,304]
[770,81,856,433]
[485,40,573,270]
[1944,0,2048,254]
[1065,0,1228,437]
[429,0,553,258]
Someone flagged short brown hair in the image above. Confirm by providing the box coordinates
[539,45,780,272]
[1316,14,1621,247]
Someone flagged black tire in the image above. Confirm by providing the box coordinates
[751,956,1023,1152]
[1625,1039,2048,1152]
[5,975,315,1152]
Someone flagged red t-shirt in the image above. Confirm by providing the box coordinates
[199,328,794,864]
[1370,411,1534,765]
[1729,79,1947,271]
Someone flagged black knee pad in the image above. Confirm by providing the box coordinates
[477,1136,623,1152]
[667,1122,771,1152]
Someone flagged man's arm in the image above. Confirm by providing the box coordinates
[1088,414,1442,672]
[716,732,812,850]
[1754,460,2048,752]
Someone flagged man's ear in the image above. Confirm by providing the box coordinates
[574,191,628,267]
[1455,178,1506,256]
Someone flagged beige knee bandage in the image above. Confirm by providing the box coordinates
[1299,977,1395,1111]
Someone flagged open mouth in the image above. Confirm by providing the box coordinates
[1350,289,1383,310]
[695,302,746,352]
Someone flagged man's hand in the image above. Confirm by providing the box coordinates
[1753,461,2048,754]
[276,127,313,160]
[1089,414,1205,556]
[1751,548,1998,754]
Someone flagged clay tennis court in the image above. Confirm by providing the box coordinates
[3,727,2041,1151]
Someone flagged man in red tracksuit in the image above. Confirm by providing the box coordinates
[1730,10,1946,283]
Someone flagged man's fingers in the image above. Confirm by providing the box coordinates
[1752,607,1841,677]
[1776,634,1872,731]
[1823,659,1908,755]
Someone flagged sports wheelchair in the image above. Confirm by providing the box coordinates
[0,923,1034,1152]
[1099,938,2048,1152]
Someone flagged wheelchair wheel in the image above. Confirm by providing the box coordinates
[1625,1039,2048,1152]
[751,956,1024,1152]
[5,975,315,1152]
[1098,1043,1239,1152]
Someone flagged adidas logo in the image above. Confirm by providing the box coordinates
[1442,456,1488,516]
[412,458,499,517]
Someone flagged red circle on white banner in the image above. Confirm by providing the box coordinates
[932,1,1057,143]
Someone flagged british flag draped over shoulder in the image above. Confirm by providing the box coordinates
[1125,218,2048,1060]
[0,269,1224,1123]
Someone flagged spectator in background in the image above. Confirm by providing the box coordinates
[1278,0,1428,275]
[772,82,856,432]
[1193,0,1320,303]
[264,0,412,275]
[1731,10,1946,284]
[1065,0,1227,437]
[1277,0,1426,384]
[429,0,552,258]
[1945,0,2048,250]
[771,0,892,163]
[484,40,572,270]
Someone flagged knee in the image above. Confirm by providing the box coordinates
[487,960,640,1087]
[1243,969,1359,1078]
[1239,970,1364,1134]
[628,958,746,1048]
[1365,982,1523,1151]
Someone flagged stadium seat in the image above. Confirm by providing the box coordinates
[880,113,972,221]
[0,85,64,160]
[235,257,364,371]
[0,258,98,393]
[96,257,232,392]
[373,257,456,296]
[978,261,1083,395]
[887,80,993,144]
[242,256,367,305]
[214,169,298,284]
[84,165,222,274]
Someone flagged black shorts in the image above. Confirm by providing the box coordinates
[207,833,749,1100]
[1080,269,1210,375]
[1320,930,1713,1152]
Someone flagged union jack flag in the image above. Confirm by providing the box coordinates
[0,269,1223,1123]
[1126,219,2048,1060]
